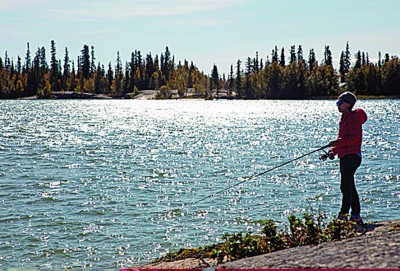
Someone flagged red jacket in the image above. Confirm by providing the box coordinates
[331,108,367,159]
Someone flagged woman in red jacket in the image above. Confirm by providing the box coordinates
[329,91,367,225]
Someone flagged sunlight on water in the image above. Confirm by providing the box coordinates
[0,99,399,268]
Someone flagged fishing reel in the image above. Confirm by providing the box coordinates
[319,149,333,161]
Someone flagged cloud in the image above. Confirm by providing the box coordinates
[0,0,49,11]
[159,17,235,27]
[46,0,245,21]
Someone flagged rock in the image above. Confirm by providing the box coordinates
[135,220,400,269]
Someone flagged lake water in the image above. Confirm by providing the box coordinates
[0,99,399,268]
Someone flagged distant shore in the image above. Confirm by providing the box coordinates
[137,219,400,269]
[16,89,400,101]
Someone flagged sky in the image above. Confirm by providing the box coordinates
[1,0,400,75]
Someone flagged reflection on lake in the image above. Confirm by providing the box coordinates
[0,99,398,268]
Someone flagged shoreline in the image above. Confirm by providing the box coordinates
[15,90,400,101]
[137,219,400,269]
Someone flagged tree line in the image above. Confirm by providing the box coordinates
[0,41,399,99]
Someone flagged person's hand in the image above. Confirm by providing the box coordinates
[328,150,335,160]
[329,140,337,147]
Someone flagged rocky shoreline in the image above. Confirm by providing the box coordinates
[138,219,400,269]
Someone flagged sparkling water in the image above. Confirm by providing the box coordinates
[0,99,398,268]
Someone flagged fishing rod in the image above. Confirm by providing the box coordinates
[192,144,331,205]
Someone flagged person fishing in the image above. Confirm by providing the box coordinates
[328,91,367,225]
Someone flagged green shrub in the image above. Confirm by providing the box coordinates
[157,213,359,265]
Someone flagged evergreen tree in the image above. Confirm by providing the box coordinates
[280,47,285,67]
[62,47,71,91]
[16,56,22,75]
[107,62,113,94]
[70,60,77,91]
[272,46,278,63]
[211,63,219,92]
[136,50,144,89]
[80,45,90,79]
[50,40,59,91]
[228,64,234,95]
[297,45,303,63]
[4,51,11,71]
[91,46,96,74]
[308,48,316,72]
[339,51,346,82]
[324,45,333,66]
[123,62,130,95]
[362,52,366,66]
[384,53,390,63]
[339,41,351,83]
[236,59,242,98]
[245,57,254,98]
[95,62,103,94]
[254,52,259,73]
[24,42,31,72]
[354,51,362,69]
[188,61,195,88]
[39,47,47,73]
[115,51,123,96]
[129,52,136,92]
[290,45,296,64]
[378,51,382,69]
[163,46,171,81]
[145,53,155,89]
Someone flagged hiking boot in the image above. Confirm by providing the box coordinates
[350,214,364,225]
[337,213,348,221]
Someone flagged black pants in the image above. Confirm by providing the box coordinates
[340,154,362,215]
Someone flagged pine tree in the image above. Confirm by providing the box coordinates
[254,52,259,73]
[324,45,333,66]
[163,46,171,81]
[39,47,48,73]
[354,51,362,69]
[50,40,59,91]
[62,47,71,91]
[95,62,103,94]
[290,45,296,64]
[339,42,351,83]
[211,63,219,92]
[280,47,285,67]
[24,42,31,72]
[80,45,90,79]
[245,57,253,98]
[384,53,390,63]
[228,64,234,95]
[16,56,22,75]
[107,62,113,94]
[297,45,303,63]
[378,51,382,69]
[90,46,96,74]
[145,53,155,89]
[4,51,11,71]
[308,48,316,72]
[272,46,278,63]
[115,51,123,96]
[236,59,242,98]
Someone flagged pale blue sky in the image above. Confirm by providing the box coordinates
[1,0,399,75]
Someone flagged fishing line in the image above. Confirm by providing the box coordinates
[191,144,330,205]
